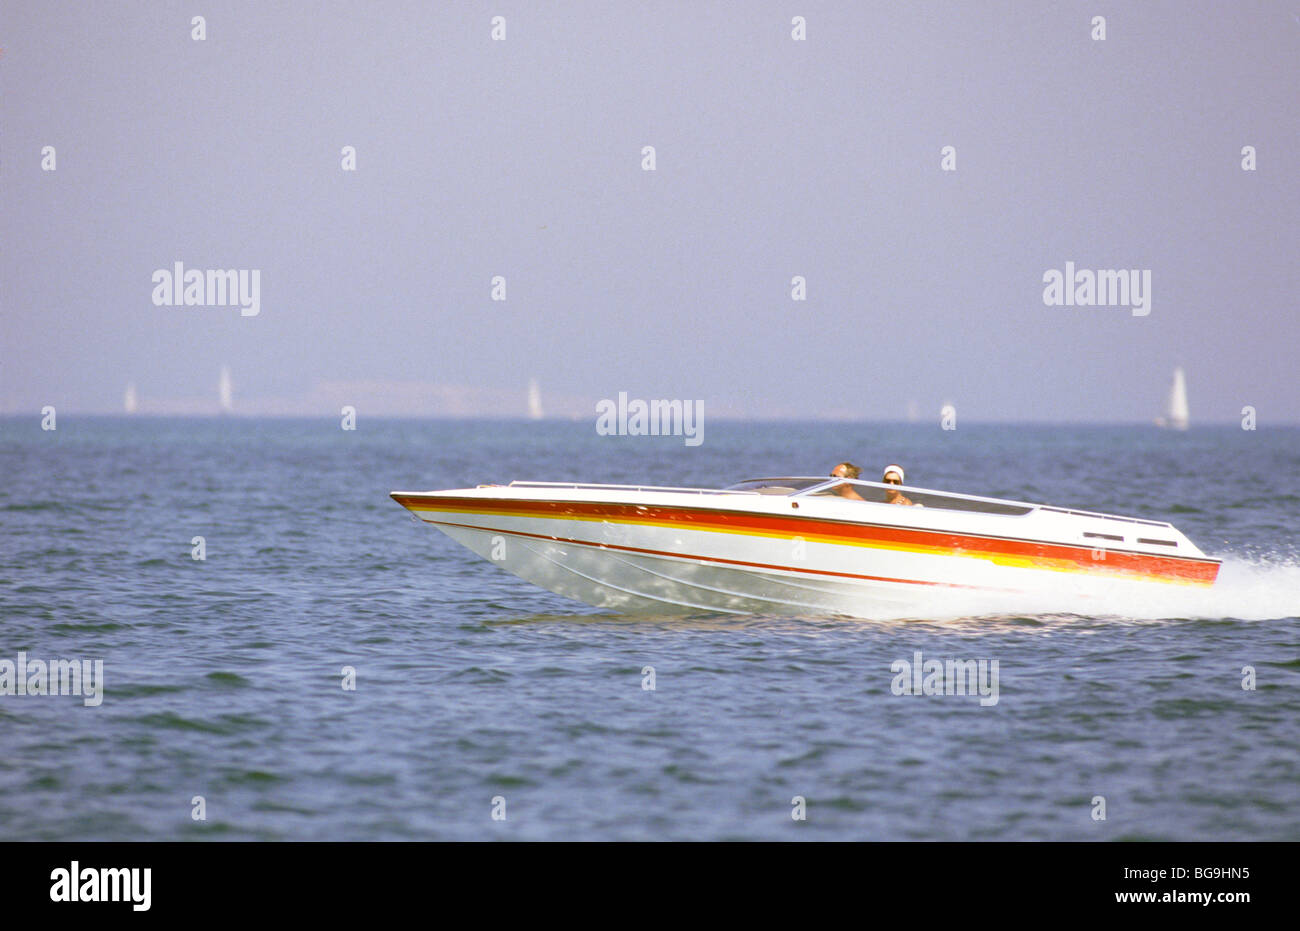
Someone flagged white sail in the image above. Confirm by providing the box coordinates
[527,378,544,420]
[124,382,138,414]
[218,366,233,413]
[1166,367,1189,430]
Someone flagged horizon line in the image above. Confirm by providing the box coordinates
[1,413,1292,428]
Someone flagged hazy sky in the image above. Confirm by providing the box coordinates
[3,1,1297,421]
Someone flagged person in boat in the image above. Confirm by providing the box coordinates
[882,464,917,506]
[829,462,865,500]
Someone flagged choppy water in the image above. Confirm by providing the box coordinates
[1,417,1297,840]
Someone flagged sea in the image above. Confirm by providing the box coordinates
[1,417,1297,840]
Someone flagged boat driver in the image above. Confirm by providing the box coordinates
[829,462,865,500]
[882,464,917,506]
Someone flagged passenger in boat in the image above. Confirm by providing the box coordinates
[829,462,865,500]
[882,464,917,506]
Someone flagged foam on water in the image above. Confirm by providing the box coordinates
[1170,554,1300,621]
[915,554,1300,624]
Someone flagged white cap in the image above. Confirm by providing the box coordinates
[883,464,905,482]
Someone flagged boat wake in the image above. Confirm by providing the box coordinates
[1160,554,1300,621]
[921,553,1300,624]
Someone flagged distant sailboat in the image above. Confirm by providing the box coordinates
[527,378,544,420]
[1155,367,1189,430]
[218,366,233,414]
[124,382,138,414]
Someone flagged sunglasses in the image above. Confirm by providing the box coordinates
[884,476,902,484]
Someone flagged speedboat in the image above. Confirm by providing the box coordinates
[390,476,1220,618]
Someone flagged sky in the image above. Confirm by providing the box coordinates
[2,1,1298,422]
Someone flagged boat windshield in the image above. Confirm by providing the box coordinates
[724,477,831,495]
[803,478,1035,515]
[724,476,1036,515]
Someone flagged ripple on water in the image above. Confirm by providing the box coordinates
[132,712,270,735]
[205,671,252,687]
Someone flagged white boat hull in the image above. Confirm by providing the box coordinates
[393,481,1220,619]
